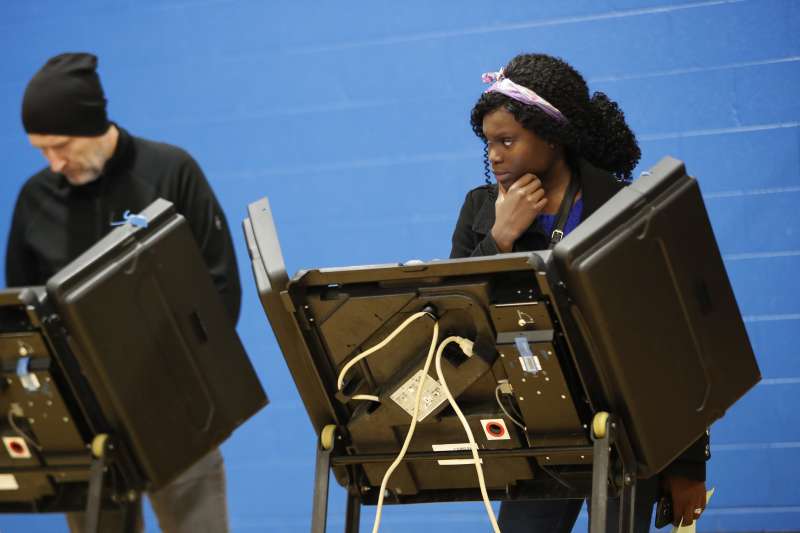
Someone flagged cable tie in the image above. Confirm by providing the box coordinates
[515,336,542,374]
[110,210,149,229]
[16,357,41,392]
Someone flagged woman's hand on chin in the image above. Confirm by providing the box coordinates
[491,173,547,252]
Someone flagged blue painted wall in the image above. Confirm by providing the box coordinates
[1,0,798,531]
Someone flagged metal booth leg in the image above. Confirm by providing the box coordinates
[590,413,611,533]
[311,425,337,533]
[589,412,637,533]
[617,471,637,533]
[85,434,112,533]
[344,490,361,533]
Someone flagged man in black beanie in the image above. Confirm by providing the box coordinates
[21,53,116,187]
[7,52,240,533]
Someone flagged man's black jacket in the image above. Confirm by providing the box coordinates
[5,126,241,323]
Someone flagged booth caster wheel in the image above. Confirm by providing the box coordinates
[321,425,337,451]
[91,434,110,459]
[592,412,610,439]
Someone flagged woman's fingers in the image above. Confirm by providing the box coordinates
[508,173,542,194]
[674,490,705,527]
[509,173,536,189]
[526,187,545,203]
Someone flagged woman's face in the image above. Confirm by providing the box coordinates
[482,107,558,192]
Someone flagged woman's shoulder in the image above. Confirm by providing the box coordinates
[462,183,497,204]
[455,183,498,237]
[579,159,627,216]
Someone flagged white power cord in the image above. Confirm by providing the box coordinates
[435,336,501,533]
[371,320,440,533]
[494,383,526,431]
[337,311,433,391]
[351,394,380,402]
[7,405,42,451]
[345,316,500,533]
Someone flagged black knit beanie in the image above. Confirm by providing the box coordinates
[21,52,109,136]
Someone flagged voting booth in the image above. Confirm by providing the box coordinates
[1,199,267,532]
[244,157,760,532]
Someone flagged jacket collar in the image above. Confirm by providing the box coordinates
[56,125,134,192]
[471,184,498,235]
[100,124,134,178]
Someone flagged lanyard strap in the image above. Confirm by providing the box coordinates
[548,176,581,249]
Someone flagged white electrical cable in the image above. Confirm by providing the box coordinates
[371,321,440,533]
[494,385,526,431]
[337,311,432,391]
[435,336,501,533]
[351,394,380,402]
[7,410,42,451]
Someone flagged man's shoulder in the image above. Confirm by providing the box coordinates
[129,134,195,166]
[119,131,211,196]
[18,167,61,198]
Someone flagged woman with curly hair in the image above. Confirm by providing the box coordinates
[450,53,709,531]
[451,53,641,257]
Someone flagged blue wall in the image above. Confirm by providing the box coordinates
[1,0,798,531]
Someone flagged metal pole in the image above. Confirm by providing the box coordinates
[344,490,361,533]
[617,474,636,533]
[311,441,333,533]
[84,452,106,533]
[590,416,612,533]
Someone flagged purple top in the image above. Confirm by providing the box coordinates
[537,198,584,237]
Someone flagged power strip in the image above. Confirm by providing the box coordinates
[390,369,447,421]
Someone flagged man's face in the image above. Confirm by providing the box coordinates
[27,133,106,186]
[482,107,557,193]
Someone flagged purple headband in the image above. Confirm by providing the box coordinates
[482,68,567,124]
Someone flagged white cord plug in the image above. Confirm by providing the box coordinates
[9,403,24,418]
[454,337,474,357]
[497,379,514,395]
[7,405,42,451]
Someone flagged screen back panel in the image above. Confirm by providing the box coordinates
[46,199,267,490]
[552,157,761,478]
[244,198,340,434]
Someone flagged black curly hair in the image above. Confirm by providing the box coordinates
[471,53,640,183]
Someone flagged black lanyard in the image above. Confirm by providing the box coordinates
[548,176,581,249]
